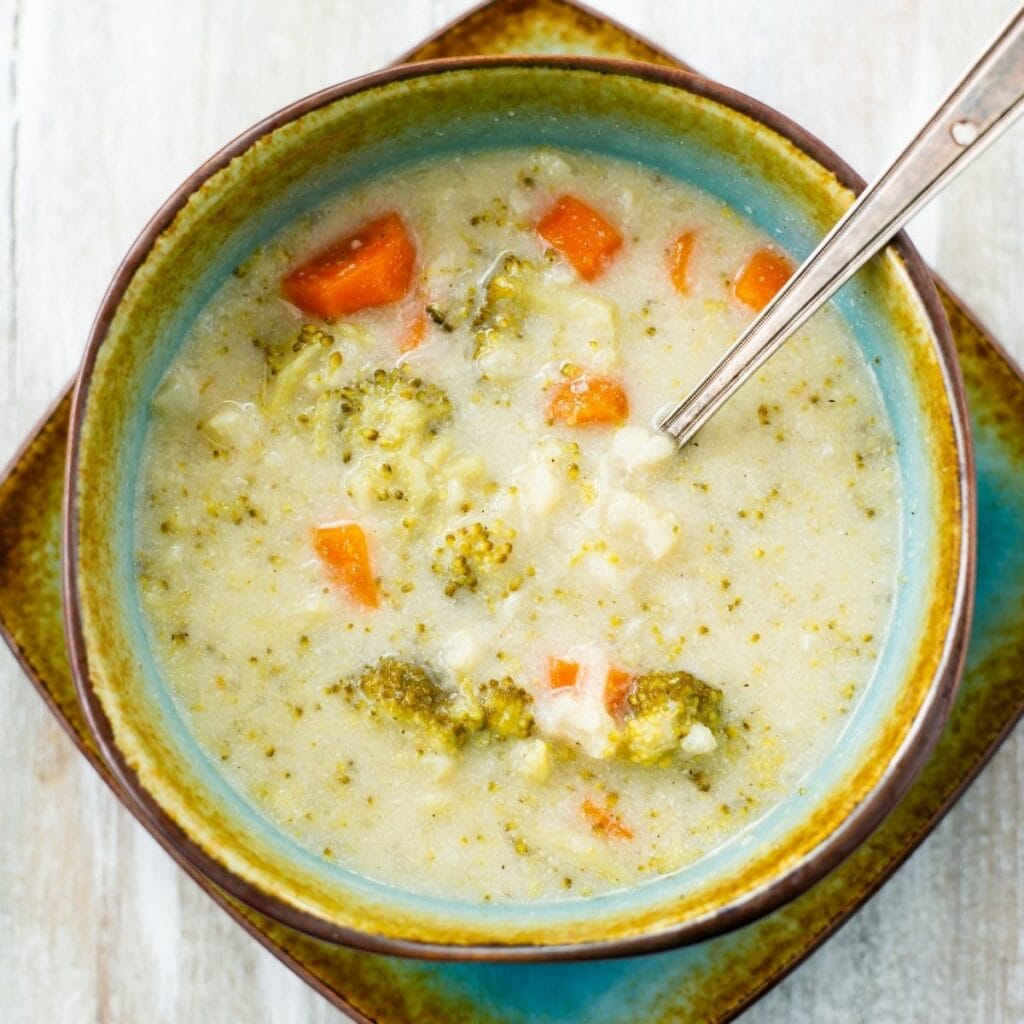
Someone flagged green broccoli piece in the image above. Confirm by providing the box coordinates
[344,657,535,749]
[472,253,535,358]
[256,323,334,376]
[431,521,515,597]
[477,677,535,740]
[338,367,451,454]
[347,656,469,750]
[619,670,723,766]
[257,324,338,415]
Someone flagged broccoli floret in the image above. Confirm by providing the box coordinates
[256,323,334,376]
[472,253,535,358]
[477,677,535,740]
[347,656,469,749]
[335,368,453,509]
[258,324,338,415]
[338,367,451,454]
[619,670,723,766]
[344,657,534,749]
[431,521,515,597]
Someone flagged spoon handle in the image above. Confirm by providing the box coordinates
[658,5,1024,446]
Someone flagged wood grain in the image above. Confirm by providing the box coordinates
[0,1,1020,1021]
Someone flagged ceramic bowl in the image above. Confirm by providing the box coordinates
[63,56,974,959]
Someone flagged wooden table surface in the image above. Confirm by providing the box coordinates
[1,1,1022,1021]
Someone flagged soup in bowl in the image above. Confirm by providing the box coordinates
[65,57,973,957]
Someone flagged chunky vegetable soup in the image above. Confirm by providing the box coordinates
[135,148,900,901]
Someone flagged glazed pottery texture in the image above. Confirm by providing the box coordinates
[64,58,973,957]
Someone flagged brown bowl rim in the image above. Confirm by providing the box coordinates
[62,53,976,962]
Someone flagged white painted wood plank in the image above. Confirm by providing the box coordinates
[0,2,1020,1022]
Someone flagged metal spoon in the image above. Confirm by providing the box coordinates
[657,5,1024,447]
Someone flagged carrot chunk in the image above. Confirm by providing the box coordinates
[734,248,793,311]
[604,667,633,719]
[283,212,416,319]
[400,310,428,353]
[669,230,697,295]
[549,373,629,427]
[548,658,580,690]
[313,523,379,608]
[537,195,623,281]
[583,798,634,840]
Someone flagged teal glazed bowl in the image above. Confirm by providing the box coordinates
[64,57,974,959]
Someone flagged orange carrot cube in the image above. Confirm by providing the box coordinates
[313,522,378,609]
[669,230,697,295]
[734,248,793,311]
[537,195,623,281]
[548,374,629,427]
[284,212,416,319]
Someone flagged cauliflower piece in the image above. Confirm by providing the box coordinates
[533,688,616,759]
[530,645,617,759]
[199,401,261,450]
[576,546,637,589]
[420,752,456,782]
[522,459,561,519]
[529,286,619,371]
[441,454,488,511]
[681,722,718,755]
[420,791,453,815]
[507,437,567,530]
[440,630,485,677]
[532,150,575,180]
[601,490,680,562]
[476,345,527,382]
[152,366,198,418]
[610,425,676,475]
[510,739,550,781]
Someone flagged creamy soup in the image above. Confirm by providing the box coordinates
[135,148,900,902]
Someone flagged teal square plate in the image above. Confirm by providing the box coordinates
[1,1,1020,1019]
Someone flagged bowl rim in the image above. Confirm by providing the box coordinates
[62,53,976,961]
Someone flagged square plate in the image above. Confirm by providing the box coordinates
[1,1,1022,1020]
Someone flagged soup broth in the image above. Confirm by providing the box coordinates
[135,148,900,901]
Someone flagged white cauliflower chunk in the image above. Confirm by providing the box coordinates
[510,739,550,781]
[529,645,616,759]
[152,366,198,418]
[681,722,718,755]
[601,490,680,561]
[576,547,636,589]
[200,401,261,450]
[476,345,527,382]
[420,752,456,782]
[440,630,484,677]
[507,438,565,529]
[531,285,619,371]
[523,460,561,519]
[611,425,676,475]
[441,454,487,511]
[533,150,574,180]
